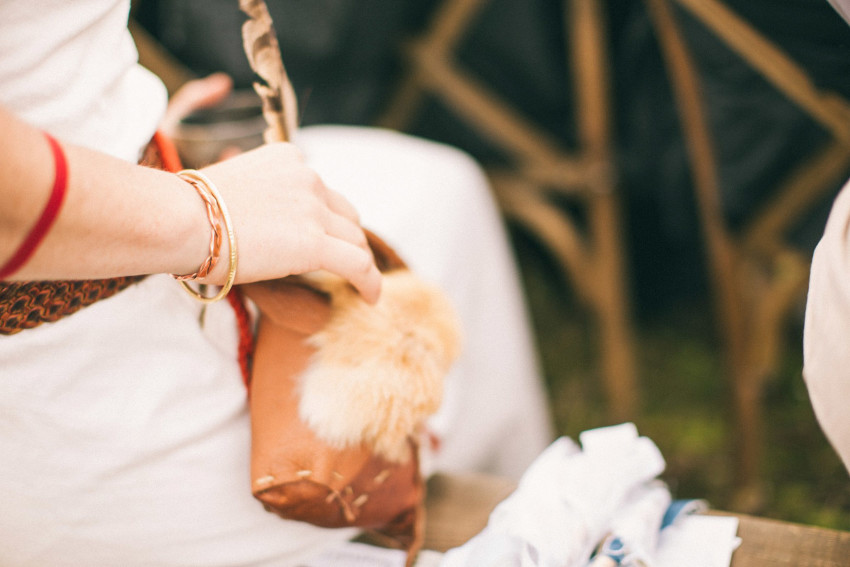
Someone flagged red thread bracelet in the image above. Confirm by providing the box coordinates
[0,132,68,280]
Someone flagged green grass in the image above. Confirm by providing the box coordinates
[512,228,850,532]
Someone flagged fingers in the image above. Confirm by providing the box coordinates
[324,209,370,254]
[320,237,383,304]
[199,142,382,301]
[161,73,234,135]
[320,192,383,303]
[317,211,381,303]
[322,185,361,225]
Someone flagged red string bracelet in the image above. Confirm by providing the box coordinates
[0,132,68,280]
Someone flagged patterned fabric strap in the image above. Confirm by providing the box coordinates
[0,132,180,336]
[0,277,145,335]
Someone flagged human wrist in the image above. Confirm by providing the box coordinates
[161,170,214,279]
[173,169,238,303]
[171,171,223,282]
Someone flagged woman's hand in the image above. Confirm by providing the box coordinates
[0,93,380,303]
[159,75,381,302]
[198,143,382,304]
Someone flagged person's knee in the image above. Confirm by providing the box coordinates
[398,132,492,206]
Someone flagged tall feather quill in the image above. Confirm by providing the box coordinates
[239,0,298,143]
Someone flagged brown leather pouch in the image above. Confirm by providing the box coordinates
[240,231,461,563]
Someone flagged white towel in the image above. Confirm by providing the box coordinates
[440,423,666,567]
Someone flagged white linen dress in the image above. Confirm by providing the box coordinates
[0,1,553,564]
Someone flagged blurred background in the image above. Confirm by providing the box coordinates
[132,0,850,529]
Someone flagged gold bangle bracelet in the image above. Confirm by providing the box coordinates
[175,169,238,304]
[171,174,223,281]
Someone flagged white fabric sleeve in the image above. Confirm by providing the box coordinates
[803,179,850,476]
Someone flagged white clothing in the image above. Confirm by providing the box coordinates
[828,0,850,27]
[0,0,166,161]
[1,3,353,564]
[0,275,358,566]
[802,1,850,476]
[803,182,850,475]
[0,1,552,565]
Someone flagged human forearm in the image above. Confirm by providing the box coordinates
[0,106,209,281]
[0,106,382,302]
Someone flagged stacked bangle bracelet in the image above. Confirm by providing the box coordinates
[172,173,222,282]
[173,169,238,303]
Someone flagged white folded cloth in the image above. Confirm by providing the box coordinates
[589,481,671,566]
[439,423,667,567]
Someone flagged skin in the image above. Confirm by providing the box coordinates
[0,100,382,304]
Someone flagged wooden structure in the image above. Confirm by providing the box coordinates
[645,0,850,508]
[380,0,639,421]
